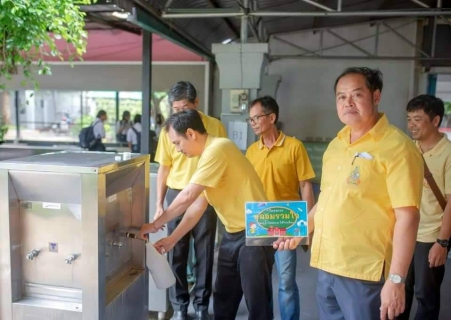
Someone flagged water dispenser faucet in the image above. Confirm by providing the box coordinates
[112,241,125,248]
[26,249,39,260]
[65,255,76,264]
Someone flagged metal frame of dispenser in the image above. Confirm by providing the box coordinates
[0,151,149,320]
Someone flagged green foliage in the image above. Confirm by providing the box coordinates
[0,0,94,89]
[445,102,451,115]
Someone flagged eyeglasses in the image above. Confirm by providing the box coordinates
[246,113,272,124]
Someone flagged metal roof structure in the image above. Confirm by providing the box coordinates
[79,0,451,59]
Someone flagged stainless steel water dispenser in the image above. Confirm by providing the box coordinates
[0,151,149,320]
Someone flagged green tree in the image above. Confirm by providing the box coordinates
[445,102,451,115]
[0,0,94,89]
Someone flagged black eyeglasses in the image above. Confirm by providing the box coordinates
[246,113,272,124]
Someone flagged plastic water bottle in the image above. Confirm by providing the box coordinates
[145,241,176,289]
[125,232,175,290]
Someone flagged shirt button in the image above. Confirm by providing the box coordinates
[338,166,341,170]
[328,187,331,190]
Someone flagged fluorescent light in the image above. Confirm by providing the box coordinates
[222,38,232,44]
[111,11,130,19]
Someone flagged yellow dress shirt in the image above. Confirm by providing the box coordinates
[154,111,227,190]
[246,131,315,201]
[416,135,451,242]
[190,136,268,233]
[310,114,423,281]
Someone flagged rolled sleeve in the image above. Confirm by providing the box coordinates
[154,130,172,166]
[295,143,316,182]
[386,146,423,209]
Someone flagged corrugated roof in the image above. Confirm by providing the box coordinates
[84,0,445,54]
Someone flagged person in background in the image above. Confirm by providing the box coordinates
[398,95,451,320]
[155,114,165,139]
[139,110,276,320]
[89,109,107,151]
[274,67,423,320]
[246,96,315,320]
[116,111,132,143]
[127,114,142,153]
[154,81,227,320]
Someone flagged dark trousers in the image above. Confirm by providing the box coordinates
[166,188,217,312]
[316,270,384,320]
[213,230,275,320]
[398,242,445,320]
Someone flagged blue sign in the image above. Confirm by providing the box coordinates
[245,201,308,239]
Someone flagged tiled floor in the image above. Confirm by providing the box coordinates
[150,250,451,320]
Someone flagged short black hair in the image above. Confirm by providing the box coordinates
[334,67,383,93]
[97,110,107,118]
[168,81,197,106]
[250,95,280,123]
[164,109,207,137]
[406,94,445,126]
[134,114,141,124]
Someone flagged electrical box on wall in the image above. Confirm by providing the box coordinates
[230,90,249,113]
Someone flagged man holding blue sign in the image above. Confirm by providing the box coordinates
[274,67,423,320]
[246,96,315,320]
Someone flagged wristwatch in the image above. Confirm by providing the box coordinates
[436,238,449,248]
[388,274,406,284]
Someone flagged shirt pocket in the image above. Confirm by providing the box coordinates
[344,159,374,195]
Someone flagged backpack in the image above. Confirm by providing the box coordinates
[79,121,98,149]
[131,127,141,153]
[131,127,157,157]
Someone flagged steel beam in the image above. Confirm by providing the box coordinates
[252,10,451,17]
[374,22,379,56]
[206,0,239,39]
[273,36,320,56]
[327,29,373,56]
[411,0,451,27]
[85,13,141,34]
[141,30,152,155]
[241,0,249,43]
[162,9,451,18]
[382,22,430,57]
[300,0,334,12]
[294,20,415,57]
[337,0,342,11]
[128,7,213,60]
[165,0,174,10]
[270,55,451,61]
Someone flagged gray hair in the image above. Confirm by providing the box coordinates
[168,81,197,106]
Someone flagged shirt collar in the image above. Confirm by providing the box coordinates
[337,113,389,143]
[259,131,287,149]
[415,134,450,156]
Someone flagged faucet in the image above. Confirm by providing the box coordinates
[26,250,39,260]
[65,255,76,264]
[112,241,125,248]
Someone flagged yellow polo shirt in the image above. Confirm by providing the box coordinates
[310,114,423,281]
[246,131,316,201]
[416,135,451,243]
[190,136,268,233]
[154,112,227,190]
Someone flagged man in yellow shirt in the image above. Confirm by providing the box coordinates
[139,109,276,320]
[398,95,451,320]
[274,67,423,320]
[154,81,227,320]
[246,96,315,320]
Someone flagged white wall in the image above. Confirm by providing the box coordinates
[267,19,419,140]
